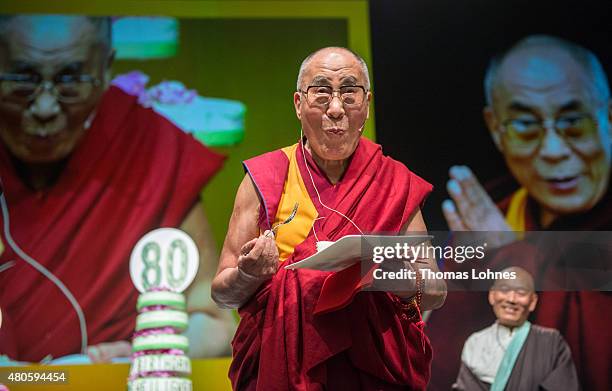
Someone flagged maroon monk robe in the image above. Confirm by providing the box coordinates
[0,86,224,361]
[231,138,434,390]
[427,188,612,391]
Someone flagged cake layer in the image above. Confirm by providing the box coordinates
[132,334,189,352]
[137,291,186,311]
[136,310,188,331]
[128,377,191,391]
[129,354,191,377]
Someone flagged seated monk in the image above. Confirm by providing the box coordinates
[211,46,447,390]
[429,35,612,390]
[0,15,235,362]
[453,267,579,391]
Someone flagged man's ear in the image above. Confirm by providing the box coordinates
[294,91,302,120]
[483,106,503,153]
[528,292,538,312]
[488,290,496,306]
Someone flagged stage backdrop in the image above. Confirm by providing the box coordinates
[370,1,612,390]
[0,1,373,390]
[370,0,612,230]
[0,0,375,251]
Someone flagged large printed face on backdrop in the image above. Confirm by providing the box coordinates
[485,46,611,216]
[293,48,371,162]
[488,268,538,328]
[0,15,110,163]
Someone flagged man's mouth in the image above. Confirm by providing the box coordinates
[28,129,63,142]
[500,304,519,315]
[544,175,581,192]
[24,122,65,137]
[324,127,346,135]
[32,130,58,139]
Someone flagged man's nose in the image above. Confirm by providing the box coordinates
[506,291,517,303]
[29,90,61,123]
[539,127,572,161]
[326,95,345,119]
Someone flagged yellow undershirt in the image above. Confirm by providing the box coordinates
[273,144,319,261]
[505,187,528,232]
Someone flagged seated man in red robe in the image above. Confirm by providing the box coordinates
[0,15,235,362]
[430,35,611,390]
[212,47,447,390]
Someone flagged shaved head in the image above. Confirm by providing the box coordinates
[0,14,113,167]
[297,46,370,91]
[489,266,537,327]
[492,266,535,292]
[293,45,371,167]
[0,14,111,53]
[484,35,609,106]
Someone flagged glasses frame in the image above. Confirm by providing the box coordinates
[0,73,102,104]
[499,112,599,155]
[299,85,368,108]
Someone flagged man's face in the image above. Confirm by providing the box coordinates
[487,48,611,216]
[293,50,371,161]
[0,16,109,163]
[489,279,537,328]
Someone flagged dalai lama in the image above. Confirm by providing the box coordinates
[212,47,447,390]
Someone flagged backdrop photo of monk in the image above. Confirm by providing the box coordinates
[0,14,236,363]
[428,35,611,391]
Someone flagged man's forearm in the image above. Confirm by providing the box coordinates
[211,267,267,309]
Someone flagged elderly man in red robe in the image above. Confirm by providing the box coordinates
[0,15,235,363]
[430,35,612,391]
[212,47,447,390]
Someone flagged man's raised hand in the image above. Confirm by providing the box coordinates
[442,166,516,247]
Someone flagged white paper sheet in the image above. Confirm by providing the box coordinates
[285,235,432,272]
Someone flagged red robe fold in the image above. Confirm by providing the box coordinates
[0,86,225,361]
[232,138,433,390]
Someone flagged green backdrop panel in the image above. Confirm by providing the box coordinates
[113,18,348,248]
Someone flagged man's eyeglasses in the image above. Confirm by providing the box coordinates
[500,113,600,155]
[492,285,530,297]
[0,73,101,104]
[299,85,367,107]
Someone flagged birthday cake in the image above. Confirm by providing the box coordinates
[128,289,192,391]
[127,228,200,391]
